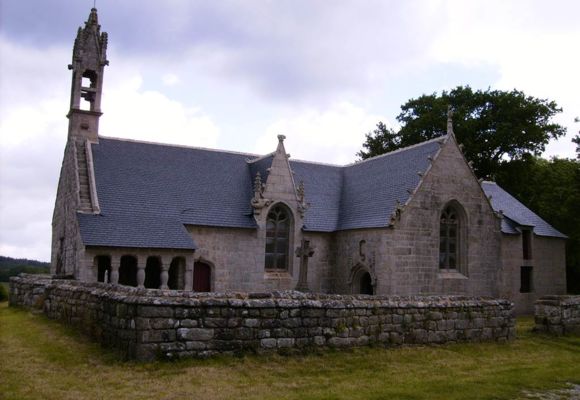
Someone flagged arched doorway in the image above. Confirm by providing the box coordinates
[359,272,374,295]
[144,257,161,289]
[118,255,138,287]
[168,257,186,290]
[193,261,211,292]
[349,264,376,295]
[96,255,111,283]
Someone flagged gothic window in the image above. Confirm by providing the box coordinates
[265,204,291,270]
[439,204,464,271]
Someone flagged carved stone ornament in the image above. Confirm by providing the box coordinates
[251,172,271,215]
[296,180,309,218]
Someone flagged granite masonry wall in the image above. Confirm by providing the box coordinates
[534,296,580,335]
[10,274,515,361]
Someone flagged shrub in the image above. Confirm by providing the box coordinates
[0,284,8,302]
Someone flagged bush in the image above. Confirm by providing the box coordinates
[0,284,8,302]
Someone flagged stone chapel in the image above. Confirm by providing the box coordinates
[52,9,567,314]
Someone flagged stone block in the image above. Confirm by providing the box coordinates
[261,338,277,349]
[139,306,174,318]
[177,328,214,341]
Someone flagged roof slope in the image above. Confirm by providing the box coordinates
[481,181,566,238]
[336,139,441,230]
[78,138,260,249]
[80,135,562,249]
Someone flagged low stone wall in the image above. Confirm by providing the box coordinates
[534,295,580,335]
[10,274,515,361]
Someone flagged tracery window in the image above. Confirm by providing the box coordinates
[439,206,460,270]
[265,204,291,270]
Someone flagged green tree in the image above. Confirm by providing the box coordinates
[496,157,580,293]
[573,117,580,159]
[358,86,566,179]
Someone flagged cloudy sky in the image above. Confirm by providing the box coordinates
[1,0,579,262]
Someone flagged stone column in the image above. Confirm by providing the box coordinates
[110,255,120,285]
[185,255,194,291]
[137,255,146,289]
[160,256,170,290]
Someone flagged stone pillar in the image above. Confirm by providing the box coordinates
[160,256,170,290]
[110,255,120,285]
[137,255,146,289]
[185,255,194,291]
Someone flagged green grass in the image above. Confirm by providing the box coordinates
[0,302,579,400]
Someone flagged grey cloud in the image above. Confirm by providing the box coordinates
[0,1,436,102]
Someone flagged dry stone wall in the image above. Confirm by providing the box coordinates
[10,274,515,361]
[534,296,580,335]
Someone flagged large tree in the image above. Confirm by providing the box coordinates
[495,156,580,294]
[358,86,566,179]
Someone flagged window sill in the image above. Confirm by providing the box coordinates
[264,270,292,280]
[437,271,468,280]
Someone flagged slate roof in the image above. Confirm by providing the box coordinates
[481,181,566,238]
[77,136,565,250]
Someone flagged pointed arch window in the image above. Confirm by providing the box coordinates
[439,202,466,272]
[265,204,291,270]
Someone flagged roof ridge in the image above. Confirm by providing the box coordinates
[344,135,448,167]
[290,158,344,168]
[246,152,274,164]
[98,135,262,158]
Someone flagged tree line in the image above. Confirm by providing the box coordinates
[0,255,50,282]
[359,86,580,293]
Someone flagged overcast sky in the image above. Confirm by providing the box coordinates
[1,0,579,262]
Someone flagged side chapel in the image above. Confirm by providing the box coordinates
[52,9,567,314]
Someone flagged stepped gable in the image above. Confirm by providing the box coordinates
[481,181,566,238]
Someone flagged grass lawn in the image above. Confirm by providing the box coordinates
[0,301,579,400]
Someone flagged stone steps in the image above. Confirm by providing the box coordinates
[75,141,93,212]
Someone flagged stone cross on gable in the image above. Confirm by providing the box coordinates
[295,238,315,292]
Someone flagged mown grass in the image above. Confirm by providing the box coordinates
[0,301,579,400]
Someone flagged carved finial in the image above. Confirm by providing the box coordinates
[297,180,305,203]
[251,172,271,215]
[447,105,455,137]
[417,171,424,177]
[278,134,286,143]
[253,172,263,197]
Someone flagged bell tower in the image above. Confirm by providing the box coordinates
[67,8,108,142]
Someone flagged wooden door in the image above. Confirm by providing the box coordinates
[193,262,211,292]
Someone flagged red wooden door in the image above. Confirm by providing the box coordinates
[193,262,211,292]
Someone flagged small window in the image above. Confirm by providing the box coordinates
[522,230,533,260]
[520,266,533,293]
[265,204,291,270]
